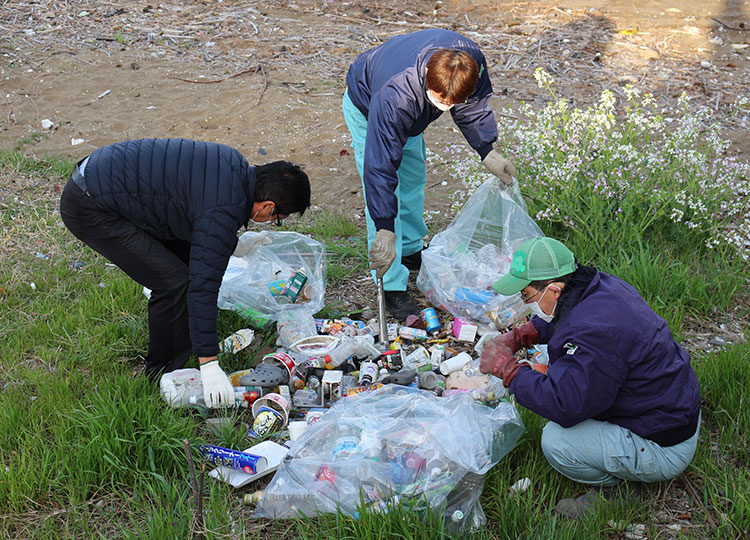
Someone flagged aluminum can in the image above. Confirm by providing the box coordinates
[198,444,267,475]
[420,308,441,334]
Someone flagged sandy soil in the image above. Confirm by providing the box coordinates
[2,0,749,217]
[1,0,747,346]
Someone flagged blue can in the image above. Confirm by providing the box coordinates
[198,444,267,475]
[420,308,441,334]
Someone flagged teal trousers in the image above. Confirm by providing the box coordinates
[342,90,428,291]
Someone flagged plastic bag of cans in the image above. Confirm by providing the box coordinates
[253,385,525,532]
[217,231,327,325]
[416,177,542,330]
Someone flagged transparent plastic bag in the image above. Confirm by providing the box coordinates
[254,385,525,531]
[417,178,542,329]
[276,307,318,348]
[217,231,327,322]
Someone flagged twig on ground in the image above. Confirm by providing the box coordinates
[255,64,268,106]
[183,439,205,540]
[171,67,257,84]
[680,474,718,530]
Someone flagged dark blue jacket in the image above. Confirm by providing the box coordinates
[346,29,498,231]
[83,138,256,357]
[510,271,700,446]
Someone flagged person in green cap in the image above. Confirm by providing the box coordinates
[480,236,700,518]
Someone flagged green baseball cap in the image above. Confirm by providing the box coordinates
[493,237,576,296]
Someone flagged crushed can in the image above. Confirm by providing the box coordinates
[398,326,428,341]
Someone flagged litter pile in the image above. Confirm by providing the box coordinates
[161,306,536,530]
[160,178,547,530]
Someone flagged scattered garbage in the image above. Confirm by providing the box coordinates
[159,216,544,529]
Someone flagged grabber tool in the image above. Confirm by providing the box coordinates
[376,276,389,351]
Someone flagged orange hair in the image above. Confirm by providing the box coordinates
[425,49,479,104]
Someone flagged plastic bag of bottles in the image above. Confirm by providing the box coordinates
[254,385,525,532]
[416,177,542,329]
[217,231,327,324]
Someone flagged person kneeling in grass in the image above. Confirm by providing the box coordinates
[480,237,700,518]
[60,138,310,408]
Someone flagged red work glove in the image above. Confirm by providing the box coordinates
[495,320,539,354]
[479,337,525,388]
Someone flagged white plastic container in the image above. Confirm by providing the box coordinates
[159,368,204,407]
[439,352,473,376]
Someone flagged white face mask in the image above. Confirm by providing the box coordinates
[250,209,273,225]
[426,89,454,112]
[529,286,557,323]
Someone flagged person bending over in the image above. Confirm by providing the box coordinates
[60,137,311,407]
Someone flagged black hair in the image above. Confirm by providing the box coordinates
[530,263,598,324]
[253,161,311,216]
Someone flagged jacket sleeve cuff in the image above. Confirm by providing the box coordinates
[194,343,219,357]
[477,143,494,161]
[373,218,395,232]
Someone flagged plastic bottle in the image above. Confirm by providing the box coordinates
[331,424,360,460]
[289,374,306,390]
[359,361,378,385]
[322,338,355,369]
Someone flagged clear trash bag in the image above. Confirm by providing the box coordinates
[254,385,525,532]
[417,177,543,329]
[217,231,327,322]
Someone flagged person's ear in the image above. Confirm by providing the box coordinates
[548,283,563,299]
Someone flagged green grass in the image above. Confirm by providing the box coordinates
[1,147,748,539]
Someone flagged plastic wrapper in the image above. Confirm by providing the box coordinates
[417,178,542,329]
[217,231,327,322]
[254,385,525,531]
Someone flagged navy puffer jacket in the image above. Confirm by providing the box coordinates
[83,138,255,357]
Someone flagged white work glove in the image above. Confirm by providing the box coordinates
[482,149,517,186]
[369,229,397,278]
[200,360,234,408]
[233,230,273,257]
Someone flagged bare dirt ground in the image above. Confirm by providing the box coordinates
[2,0,749,210]
[1,0,748,346]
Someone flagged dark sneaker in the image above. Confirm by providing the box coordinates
[401,249,423,271]
[555,487,599,519]
[555,483,635,519]
[384,290,421,320]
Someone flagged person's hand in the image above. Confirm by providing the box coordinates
[494,321,539,354]
[200,358,234,408]
[480,338,524,387]
[482,149,517,186]
[233,231,272,257]
[369,229,397,278]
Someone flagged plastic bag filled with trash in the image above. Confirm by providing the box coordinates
[417,177,543,330]
[217,231,327,325]
[254,385,525,532]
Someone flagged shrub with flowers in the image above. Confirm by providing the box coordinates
[438,68,749,265]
